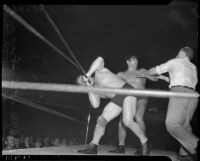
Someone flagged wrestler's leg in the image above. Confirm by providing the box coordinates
[78,102,122,154]
[135,98,148,133]
[91,102,122,145]
[108,114,126,153]
[122,96,148,144]
[118,116,127,146]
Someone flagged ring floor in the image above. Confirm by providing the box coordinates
[2,145,178,160]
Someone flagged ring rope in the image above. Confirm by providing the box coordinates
[40,4,90,144]
[2,93,85,125]
[3,5,81,70]
[40,5,87,76]
[2,80,199,98]
[25,98,85,111]
[3,4,91,144]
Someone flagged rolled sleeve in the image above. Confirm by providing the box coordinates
[155,60,173,74]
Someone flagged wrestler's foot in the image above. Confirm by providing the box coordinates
[141,140,151,156]
[77,144,90,153]
[134,144,142,155]
[176,154,197,161]
[109,145,125,153]
[77,143,98,154]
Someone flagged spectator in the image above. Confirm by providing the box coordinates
[14,137,20,149]
[73,138,78,145]
[2,137,6,150]
[35,136,42,148]
[23,136,31,148]
[43,137,50,147]
[59,138,67,147]
[49,137,55,147]
[19,134,25,148]
[29,135,34,148]
[53,138,60,147]
[4,135,15,150]
[35,142,42,148]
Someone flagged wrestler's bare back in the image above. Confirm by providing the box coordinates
[94,68,125,88]
[94,67,125,98]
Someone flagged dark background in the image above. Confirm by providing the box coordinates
[2,2,199,151]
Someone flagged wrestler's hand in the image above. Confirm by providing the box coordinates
[147,75,158,82]
[83,75,89,82]
[136,71,158,81]
[156,75,170,82]
[136,71,148,78]
[86,78,94,86]
[83,75,94,86]
[76,75,87,86]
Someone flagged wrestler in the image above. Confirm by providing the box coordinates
[76,57,153,155]
[109,55,158,155]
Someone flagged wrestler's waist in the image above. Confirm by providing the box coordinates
[171,85,194,91]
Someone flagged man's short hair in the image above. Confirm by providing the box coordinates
[125,55,138,62]
[181,47,194,60]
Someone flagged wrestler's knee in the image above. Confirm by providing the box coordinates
[135,115,144,124]
[165,120,179,134]
[122,117,132,127]
[96,115,108,128]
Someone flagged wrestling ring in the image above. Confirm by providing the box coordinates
[2,5,199,160]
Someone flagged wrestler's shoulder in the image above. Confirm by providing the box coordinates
[117,71,126,76]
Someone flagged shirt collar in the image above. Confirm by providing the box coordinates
[177,57,190,61]
[183,57,190,61]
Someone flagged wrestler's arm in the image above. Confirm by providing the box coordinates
[88,85,109,107]
[117,72,124,79]
[147,67,157,75]
[146,67,169,82]
[88,92,100,108]
[76,75,101,108]
[86,57,104,77]
[156,75,170,83]
[143,60,172,83]
[85,79,101,109]
[136,68,158,81]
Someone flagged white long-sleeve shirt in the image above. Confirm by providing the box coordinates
[155,58,198,89]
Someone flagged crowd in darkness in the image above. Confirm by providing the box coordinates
[2,99,84,151]
[2,132,80,150]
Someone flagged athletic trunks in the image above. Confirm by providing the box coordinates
[110,83,135,107]
[110,83,148,107]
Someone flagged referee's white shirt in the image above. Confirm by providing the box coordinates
[155,57,198,90]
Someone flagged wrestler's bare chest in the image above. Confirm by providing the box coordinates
[120,71,145,88]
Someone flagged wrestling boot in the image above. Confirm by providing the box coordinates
[77,143,98,154]
[176,154,197,161]
[134,143,142,155]
[109,145,125,153]
[141,140,151,156]
[77,144,90,153]
[175,142,199,161]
